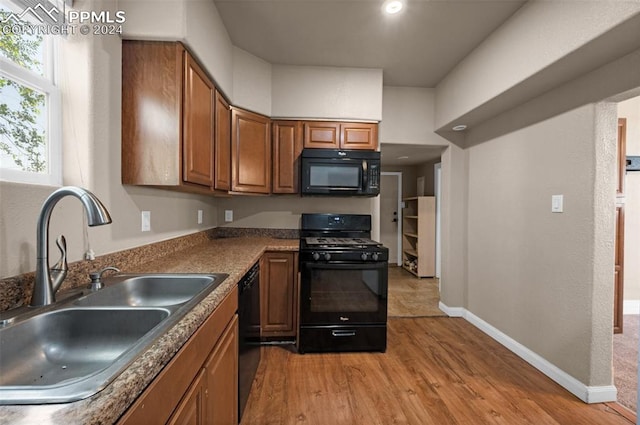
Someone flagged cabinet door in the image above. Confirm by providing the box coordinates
[167,369,205,425]
[261,252,298,337]
[303,121,340,149]
[204,315,239,425]
[340,122,378,150]
[214,91,231,191]
[122,41,183,186]
[272,121,303,194]
[183,52,214,187]
[231,108,271,193]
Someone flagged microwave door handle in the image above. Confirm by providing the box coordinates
[362,160,368,191]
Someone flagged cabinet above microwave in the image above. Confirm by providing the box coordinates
[303,122,378,151]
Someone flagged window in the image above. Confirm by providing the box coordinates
[0,0,61,186]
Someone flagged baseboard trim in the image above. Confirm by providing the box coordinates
[623,300,640,315]
[438,301,465,317]
[438,302,617,404]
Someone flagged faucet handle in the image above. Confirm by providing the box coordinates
[89,266,120,291]
[51,235,68,293]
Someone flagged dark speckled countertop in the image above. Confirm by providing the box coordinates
[0,237,298,425]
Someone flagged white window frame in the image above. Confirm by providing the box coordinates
[0,2,62,187]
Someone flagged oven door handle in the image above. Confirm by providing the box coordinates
[303,262,386,271]
[331,330,356,337]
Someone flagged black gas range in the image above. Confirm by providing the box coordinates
[298,214,388,353]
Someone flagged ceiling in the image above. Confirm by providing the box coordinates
[381,143,446,166]
[213,0,527,166]
[213,0,526,87]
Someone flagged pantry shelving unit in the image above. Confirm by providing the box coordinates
[402,196,436,277]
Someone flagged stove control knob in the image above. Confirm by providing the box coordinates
[312,252,320,261]
[361,253,368,261]
[324,253,331,261]
[372,252,379,261]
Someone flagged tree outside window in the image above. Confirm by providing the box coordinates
[0,1,60,185]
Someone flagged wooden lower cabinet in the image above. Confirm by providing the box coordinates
[204,315,239,424]
[117,288,238,425]
[260,251,298,338]
[167,369,206,425]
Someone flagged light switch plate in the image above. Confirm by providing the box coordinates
[551,195,563,213]
[225,210,233,222]
[197,209,203,224]
[141,211,151,231]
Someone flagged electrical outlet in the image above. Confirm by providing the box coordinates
[141,211,151,231]
[225,210,233,222]
[197,209,203,224]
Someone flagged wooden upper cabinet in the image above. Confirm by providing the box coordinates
[303,121,340,149]
[122,41,224,194]
[231,107,271,194]
[303,121,378,150]
[340,122,378,150]
[214,91,231,192]
[183,54,215,187]
[272,121,303,194]
[122,41,184,186]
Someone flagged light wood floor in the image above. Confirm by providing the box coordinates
[387,266,445,317]
[241,318,633,425]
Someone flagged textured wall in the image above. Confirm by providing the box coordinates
[271,65,383,121]
[465,103,616,386]
[380,87,449,146]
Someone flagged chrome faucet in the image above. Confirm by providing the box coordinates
[31,186,112,306]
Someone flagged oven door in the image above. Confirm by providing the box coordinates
[300,261,387,325]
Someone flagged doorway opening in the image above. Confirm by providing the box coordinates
[379,154,445,318]
[613,96,639,414]
[380,172,402,266]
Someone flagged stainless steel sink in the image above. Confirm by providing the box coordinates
[0,273,228,404]
[74,274,219,307]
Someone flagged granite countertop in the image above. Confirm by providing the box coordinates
[0,237,298,425]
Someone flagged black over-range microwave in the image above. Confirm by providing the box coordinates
[301,149,381,196]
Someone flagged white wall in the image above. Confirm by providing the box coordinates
[271,65,383,121]
[618,96,640,301]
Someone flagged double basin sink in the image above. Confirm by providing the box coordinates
[0,273,228,404]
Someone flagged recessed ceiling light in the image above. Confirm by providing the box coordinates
[452,124,467,131]
[383,0,404,15]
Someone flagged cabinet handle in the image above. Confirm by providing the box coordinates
[331,330,356,337]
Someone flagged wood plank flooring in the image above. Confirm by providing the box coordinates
[241,318,633,425]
